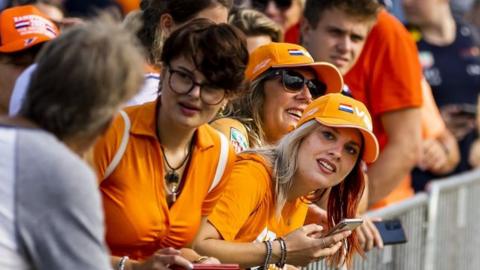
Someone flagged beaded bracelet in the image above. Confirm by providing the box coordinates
[275,237,287,268]
[118,256,129,270]
[262,240,273,270]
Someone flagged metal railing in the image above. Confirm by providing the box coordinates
[305,169,480,270]
[424,169,480,270]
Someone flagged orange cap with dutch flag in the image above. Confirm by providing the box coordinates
[245,42,343,94]
[0,5,59,53]
[297,93,379,163]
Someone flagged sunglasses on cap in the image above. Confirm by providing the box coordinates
[265,69,327,99]
[251,0,293,11]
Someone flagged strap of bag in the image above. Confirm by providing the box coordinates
[103,110,130,179]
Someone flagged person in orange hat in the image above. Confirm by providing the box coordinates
[0,4,59,115]
[211,42,343,152]
[194,93,379,269]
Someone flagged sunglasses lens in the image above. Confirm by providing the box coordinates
[275,0,292,9]
[308,79,327,98]
[252,0,292,10]
[282,70,305,91]
[251,0,268,10]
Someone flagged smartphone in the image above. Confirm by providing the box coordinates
[373,219,407,245]
[324,218,363,237]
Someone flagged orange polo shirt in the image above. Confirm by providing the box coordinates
[93,101,235,260]
[208,153,308,243]
[345,10,423,208]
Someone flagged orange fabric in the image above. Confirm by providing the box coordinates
[144,63,160,74]
[116,0,140,15]
[208,153,308,242]
[0,5,59,53]
[93,101,235,260]
[345,10,422,207]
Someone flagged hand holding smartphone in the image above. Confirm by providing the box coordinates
[323,218,363,237]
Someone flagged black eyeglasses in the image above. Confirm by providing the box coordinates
[167,66,225,105]
[266,69,327,99]
[251,0,293,11]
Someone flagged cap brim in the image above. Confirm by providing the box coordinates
[314,117,379,163]
[272,62,343,94]
[0,36,51,53]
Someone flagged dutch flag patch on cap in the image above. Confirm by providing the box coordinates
[338,104,354,113]
[288,49,304,56]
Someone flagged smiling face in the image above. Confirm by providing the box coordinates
[261,68,316,143]
[302,8,371,75]
[294,124,362,194]
[160,56,226,129]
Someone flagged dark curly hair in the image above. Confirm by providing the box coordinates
[161,18,248,96]
[138,0,233,66]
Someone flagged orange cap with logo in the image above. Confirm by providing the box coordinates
[297,93,379,163]
[0,5,59,53]
[245,42,343,94]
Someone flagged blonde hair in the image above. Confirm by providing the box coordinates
[248,120,318,217]
[227,72,271,147]
[228,8,282,42]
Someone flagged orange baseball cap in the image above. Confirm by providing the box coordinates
[297,93,379,163]
[0,5,59,53]
[245,42,343,94]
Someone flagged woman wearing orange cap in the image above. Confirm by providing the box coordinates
[212,42,343,152]
[194,93,379,268]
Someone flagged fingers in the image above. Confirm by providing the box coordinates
[155,247,181,256]
[362,218,383,250]
[315,230,351,248]
[312,241,343,260]
[154,254,193,270]
[302,223,324,235]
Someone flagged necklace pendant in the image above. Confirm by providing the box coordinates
[171,192,176,202]
[165,171,180,185]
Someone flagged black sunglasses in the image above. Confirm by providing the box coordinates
[266,69,327,98]
[251,0,293,11]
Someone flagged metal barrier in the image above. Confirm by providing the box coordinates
[424,169,480,270]
[304,169,480,270]
[305,193,429,270]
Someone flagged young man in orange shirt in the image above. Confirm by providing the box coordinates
[302,1,423,209]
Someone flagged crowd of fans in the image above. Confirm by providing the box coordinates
[1,0,479,269]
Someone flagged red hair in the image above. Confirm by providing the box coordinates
[326,158,365,267]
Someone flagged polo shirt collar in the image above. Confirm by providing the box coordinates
[129,100,215,150]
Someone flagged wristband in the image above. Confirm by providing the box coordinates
[118,256,128,270]
[262,240,273,270]
[275,237,287,268]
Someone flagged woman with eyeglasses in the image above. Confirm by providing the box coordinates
[194,93,379,268]
[91,19,248,268]
[126,0,233,106]
[212,42,343,152]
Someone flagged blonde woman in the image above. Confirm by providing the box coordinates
[212,42,343,152]
[194,93,379,268]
